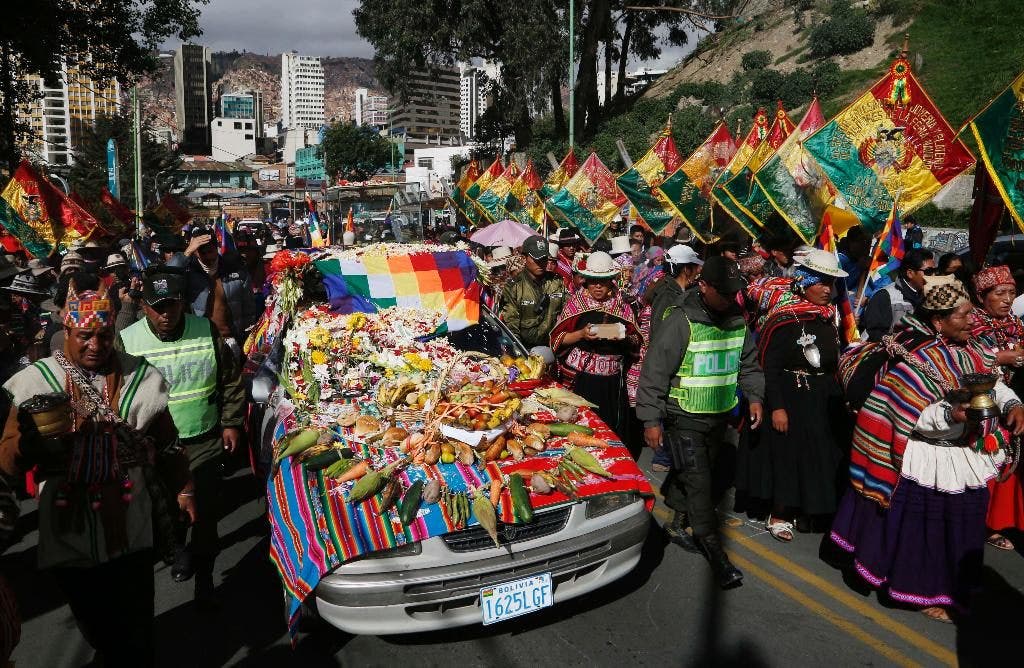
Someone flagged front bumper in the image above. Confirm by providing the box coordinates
[314,499,650,635]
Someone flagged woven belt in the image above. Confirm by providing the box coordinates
[565,347,622,377]
[910,431,965,448]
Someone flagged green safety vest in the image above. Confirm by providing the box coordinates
[668,315,745,414]
[120,314,219,438]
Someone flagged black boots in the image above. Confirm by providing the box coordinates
[170,546,194,582]
[698,534,743,589]
[665,511,701,553]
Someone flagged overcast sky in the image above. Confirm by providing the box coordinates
[164,0,701,68]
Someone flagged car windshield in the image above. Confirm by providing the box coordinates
[431,307,528,358]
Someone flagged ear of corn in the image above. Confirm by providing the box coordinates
[566,446,613,479]
[473,487,500,548]
[275,428,322,463]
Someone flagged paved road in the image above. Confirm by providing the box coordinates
[6,450,1024,667]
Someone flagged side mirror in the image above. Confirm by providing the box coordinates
[250,368,275,404]
[529,346,555,365]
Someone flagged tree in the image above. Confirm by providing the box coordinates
[0,1,207,174]
[68,113,186,228]
[320,123,392,182]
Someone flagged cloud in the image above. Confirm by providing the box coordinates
[163,0,373,58]
[163,0,702,68]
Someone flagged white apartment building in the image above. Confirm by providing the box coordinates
[210,116,259,161]
[19,59,120,166]
[280,52,325,130]
[354,88,389,129]
[459,61,499,140]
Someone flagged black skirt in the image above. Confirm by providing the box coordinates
[736,370,849,517]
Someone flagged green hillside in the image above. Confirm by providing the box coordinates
[521,0,1024,175]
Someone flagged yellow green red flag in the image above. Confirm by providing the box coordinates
[510,160,546,230]
[466,158,504,201]
[546,152,627,244]
[540,149,580,200]
[615,122,684,234]
[475,161,521,223]
[448,160,482,226]
[0,160,91,257]
[711,108,770,236]
[969,69,1024,232]
[803,55,975,233]
[657,122,737,243]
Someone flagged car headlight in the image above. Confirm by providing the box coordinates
[585,492,639,519]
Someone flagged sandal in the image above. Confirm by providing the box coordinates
[987,533,1015,550]
[921,607,953,623]
[765,516,794,542]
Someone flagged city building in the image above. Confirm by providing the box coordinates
[458,61,499,140]
[280,52,325,130]
[388,67,462,152]
[354,88,388,130]
[404,145,472,200]
[210,116,259,161]
[278,126,321,165]
[295,145,326,183]
[174,158,254,193]
[18,58,120,166]
[221,90,264,133]
[174,43,213,154]
[596,71,621,106]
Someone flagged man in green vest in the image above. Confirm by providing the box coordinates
[118,263,246,606]
[635,255,764,589]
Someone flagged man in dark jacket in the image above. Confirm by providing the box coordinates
[183,228,258,357]
[500,236,567,348]
[903,215,923,250]
[636,256,764,589]
[859,248,935,341]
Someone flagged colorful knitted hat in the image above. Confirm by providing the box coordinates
[921,274,969,311]
[62,283,112,329]
[972,265,1014,295]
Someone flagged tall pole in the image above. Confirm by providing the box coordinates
[568,0,575,148]
[132,85,143,236]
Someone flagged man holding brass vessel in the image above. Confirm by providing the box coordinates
[0,283,191,666]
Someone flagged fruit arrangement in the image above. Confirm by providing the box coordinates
[434,379,523,431]
[499,354,546,381]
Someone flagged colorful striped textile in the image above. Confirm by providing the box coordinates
[845,317,999,507]
[268,388,655,638]
[314,247,481,333]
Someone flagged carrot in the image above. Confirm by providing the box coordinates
[567,431,610,449]
[490,478,502,507]
[336,459,370,483]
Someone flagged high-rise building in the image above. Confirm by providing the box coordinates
[353,88,388,130]
[280,53,325,130]
[459,66,481,140]
[388,67,462,149]
[174,43,213,154]
[18,58,120,166]
[221,90,264,136]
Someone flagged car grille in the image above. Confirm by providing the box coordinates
[441,506,572,552]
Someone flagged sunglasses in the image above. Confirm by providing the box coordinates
[923,268,937,275]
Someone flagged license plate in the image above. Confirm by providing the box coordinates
[479,573,553,625]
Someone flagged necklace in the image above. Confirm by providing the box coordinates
[797,325,821,368]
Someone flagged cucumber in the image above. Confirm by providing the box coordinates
[508,473,534,523]
[547,423,594,437]
[304,449,345,471]
[399,480,424,526]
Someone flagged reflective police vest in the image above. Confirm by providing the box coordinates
[668,315,744,414]
[120,314,219,438]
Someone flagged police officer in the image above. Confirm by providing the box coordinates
[635,256,764,589]
[117,264,246,606]
[500,236,566,349]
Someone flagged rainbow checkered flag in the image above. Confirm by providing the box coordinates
[816,211,860,346]
[214,213,236,254]
[862,204,904,307]
[313,249,481,332]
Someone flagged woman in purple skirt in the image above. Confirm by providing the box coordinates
[832,275,1024,622]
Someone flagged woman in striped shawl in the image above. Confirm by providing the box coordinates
[831,275,1024,623]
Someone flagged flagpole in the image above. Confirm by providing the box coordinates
[568,0,575,149]
[132,85,143,237]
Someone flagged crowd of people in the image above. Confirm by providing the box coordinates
[489,221,1024,622]
[0,215,1020,663]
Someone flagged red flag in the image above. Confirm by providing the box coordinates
[968,165,1006,268]
[152,194,191,232]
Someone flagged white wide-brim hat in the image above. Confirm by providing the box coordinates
[794,248,849,278]
[608,235,631,256]
[577,251,620,279]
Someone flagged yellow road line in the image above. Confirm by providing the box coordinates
[721,527,957,667]
[726,551,922,668]
[648,488,956,666]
